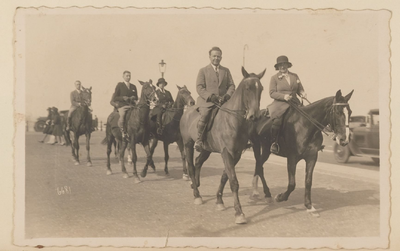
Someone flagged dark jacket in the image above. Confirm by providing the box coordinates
[113,82,138,108]
[156,89,174,106]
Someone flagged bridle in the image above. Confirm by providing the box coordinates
[287,97,350,137]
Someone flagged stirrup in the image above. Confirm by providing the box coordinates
[270,142,280,154]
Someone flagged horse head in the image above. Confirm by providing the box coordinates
[330,90,354,146]
[239,67,266,121]
[176,85,195,107]
[138,79,158,105]
[81,86,92,107]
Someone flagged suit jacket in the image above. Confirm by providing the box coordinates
[267,71,305,119]
[70,90,82,107]
[156,89,174,105]
[113,82,138,108]
[196,64,235,108]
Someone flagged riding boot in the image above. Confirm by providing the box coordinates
[270,124,281,154]
[66,117,71,131]
[156,113,163,136]
[120,127,129,142]
[195,117,207,152]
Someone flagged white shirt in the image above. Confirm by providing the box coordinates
[211,64,219,73]
[124,81,130,89]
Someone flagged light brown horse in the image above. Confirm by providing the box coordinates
[180,67,265,224]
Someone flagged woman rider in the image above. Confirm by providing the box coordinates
[267,55,307,154]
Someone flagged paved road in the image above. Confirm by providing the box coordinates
[25,131,380,238]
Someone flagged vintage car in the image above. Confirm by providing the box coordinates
[333,109,379,164]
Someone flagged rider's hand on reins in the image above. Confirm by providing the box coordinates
[284,94,292,101]
[210,94,219,104]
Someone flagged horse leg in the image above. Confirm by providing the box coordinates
[184,141,202,204]
[255,141,273,203]
[128,139,140,183]
[145,138,158,173]
[85,133,92,167]
[106,135,114,175]
[176,137,189,181]
[119,140,129,178]
[221,148,246,224]
[163,141,170,175]
[275,155,298,202]
[216,170,229,211]
[194,150,211,188]
[305,153,319,216]
[74,135,80,165]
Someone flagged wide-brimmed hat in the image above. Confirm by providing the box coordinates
[274,55,292,70]
[156,78,168,87]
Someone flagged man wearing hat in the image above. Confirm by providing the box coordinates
[152,78,174,135]
[112,70,138,141]
[195,46,235,152]
[267,55,307,154]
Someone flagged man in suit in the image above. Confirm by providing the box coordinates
[267,55,307,154]
[66,80,83,131]
[195,46,235,152]
[112,71,138,140]
[152,78,174,135]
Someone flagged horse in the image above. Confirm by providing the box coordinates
[67,86,93,166]
[102,80,158,182]
[180,67,266,224]
[249,90,353,216]
[144,85,195,179]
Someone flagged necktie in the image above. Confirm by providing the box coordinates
[216,69,219,82]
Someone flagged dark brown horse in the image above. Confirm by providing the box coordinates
[67,86,93,166]
[144,85,195,179]
[180,67,266,224]
[249,90,353,216]
[103,80,158,182]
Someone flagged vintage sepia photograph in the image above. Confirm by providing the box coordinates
[12,6,391,249]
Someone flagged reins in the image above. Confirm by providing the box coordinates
[287,99,330,136]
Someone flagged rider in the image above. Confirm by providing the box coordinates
[267,55,307,154]
[195,46,235,152]
[152,78,174,135]
[112,71,138,141]
[66,80,83,131]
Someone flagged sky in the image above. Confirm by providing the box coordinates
[21,8,389,123]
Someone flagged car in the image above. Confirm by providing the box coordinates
[34,110,69,132]
[333,109,379,164]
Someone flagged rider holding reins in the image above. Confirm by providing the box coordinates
[267,55,307,154]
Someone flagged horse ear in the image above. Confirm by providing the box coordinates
[149,79,152,84]
[138,80,144,85]
[257,68,266,79]
[344,90,354,102]
[241,67,250,78]
[176,85,182,90]
[335,90,342,100]
[89,86,92,91]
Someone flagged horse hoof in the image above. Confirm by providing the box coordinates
[216,204,226,211]
[134,177,141,184]
[307,206,320,217]
[123,173,129,179]
[265,197,274,204]
[274,194,283,202]
[182,174,190,181]
[106,170,112,175]
[194,197,203,205]
[87,162,92,167]
[74,162,79,166]
[235,214,247,224]
[249,193,260,201]
[165,171,170,176]
[140,171,147,178]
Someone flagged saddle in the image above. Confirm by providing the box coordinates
[196,106,220,132]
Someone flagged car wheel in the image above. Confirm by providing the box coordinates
[371,158,379,164]
[34,120,46,132]
[333,143,351,163]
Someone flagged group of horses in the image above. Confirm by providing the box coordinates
[67,67,353,224]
